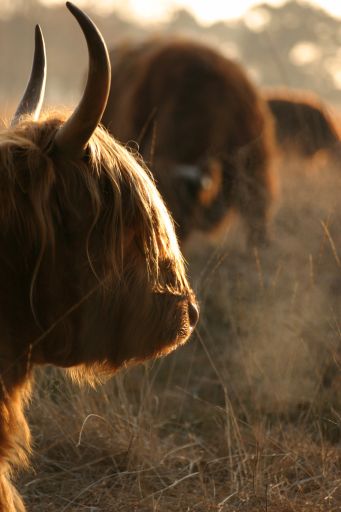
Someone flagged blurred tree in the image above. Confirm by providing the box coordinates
[0,0,341,109]
[0,0,40,18]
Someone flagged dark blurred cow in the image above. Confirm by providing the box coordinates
[0,5,198,511]
[102,38,276,246]
[266,90,340,159]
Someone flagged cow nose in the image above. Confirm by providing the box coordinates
[188,301,199,329]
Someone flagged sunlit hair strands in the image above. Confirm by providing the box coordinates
[0,4,198,511]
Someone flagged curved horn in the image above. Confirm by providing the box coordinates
[11,25,46,126]
[54,2,111,157]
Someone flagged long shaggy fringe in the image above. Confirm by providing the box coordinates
[0,111,187,297]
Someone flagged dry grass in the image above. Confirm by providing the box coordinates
[17,156,341,511]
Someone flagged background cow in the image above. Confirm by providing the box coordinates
[0,5,197,511]
[102,38,277,246]
[266,90,341,160]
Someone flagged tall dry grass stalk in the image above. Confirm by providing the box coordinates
[18,156,340,511]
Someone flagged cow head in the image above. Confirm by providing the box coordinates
[0,3,198,388]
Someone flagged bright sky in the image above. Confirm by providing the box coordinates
[40,0,341,23]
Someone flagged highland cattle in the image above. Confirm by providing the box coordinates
[102,38,276,245]
[0,5,198,511]
[266,91,340,159]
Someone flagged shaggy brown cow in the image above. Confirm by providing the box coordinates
[0,4,198,511]
[266,90,340,159]
[102,38,276,246]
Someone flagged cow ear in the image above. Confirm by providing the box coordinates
[53,2,111,158]
[11,25,46,126]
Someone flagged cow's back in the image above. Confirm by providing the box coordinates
[104,39,269,155]
[266,93,339,157]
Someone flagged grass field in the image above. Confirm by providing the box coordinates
[17,155,341,511]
